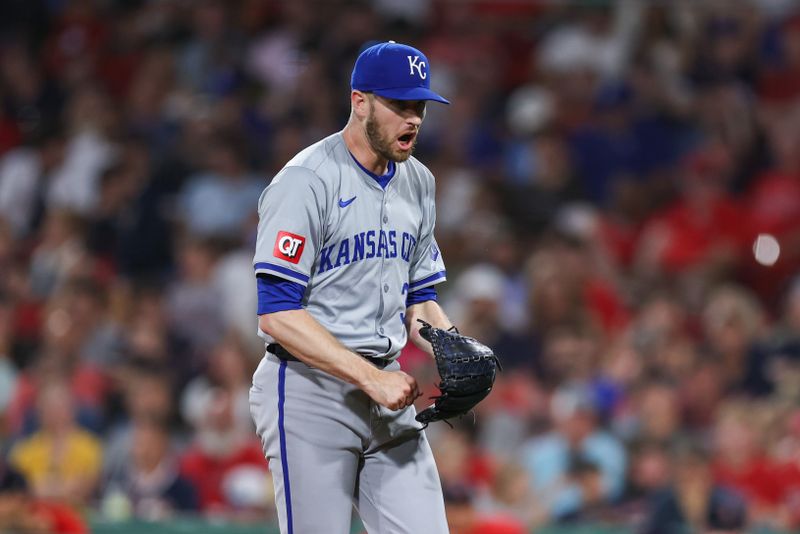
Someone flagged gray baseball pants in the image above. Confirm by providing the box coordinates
[249,352,449,534]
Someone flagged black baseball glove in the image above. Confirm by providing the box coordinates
[415,320,501,426]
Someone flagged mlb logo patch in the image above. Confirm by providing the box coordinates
[274,231,306,264]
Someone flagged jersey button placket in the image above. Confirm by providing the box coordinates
[376,192,389,339]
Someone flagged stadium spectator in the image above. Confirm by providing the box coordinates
[0,127,65,239]
[642,441,747,534]
[165,236,226,369]
[627,379,682,444]
[101,417,198,520]
[180,334,255,435]
[0,293,16,433]
[701,284,768,394]
[177,134,263,241]
[613,440,671,525]
[635,144,745,286]
[475,459,546,531]
[711,401,785,526]
[0,462,88,534]
[179,388,268,516]
[103,367,177,482]
[444,264,539,373]
[442,482,526,534]
[518,383,627,521]
[758,13,800,106]
[9,380,103,505]
[742,110,800,302]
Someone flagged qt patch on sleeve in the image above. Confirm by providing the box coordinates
[273,231,306,264]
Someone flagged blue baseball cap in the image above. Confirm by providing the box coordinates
[351,41,450,104]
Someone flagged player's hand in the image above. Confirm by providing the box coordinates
[362,369,421,411]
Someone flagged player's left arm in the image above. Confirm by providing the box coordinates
[405,299,452,358]
[405,170,448,358]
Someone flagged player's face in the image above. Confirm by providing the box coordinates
[365,95,426,163]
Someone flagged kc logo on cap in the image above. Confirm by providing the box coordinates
[351,41,449,104]
[407,56,427,79]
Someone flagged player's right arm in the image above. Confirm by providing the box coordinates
[258,309,419,410]
[254,166,418,410]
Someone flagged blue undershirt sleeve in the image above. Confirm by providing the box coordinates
[406,286,437,307]
[257,274,305,314]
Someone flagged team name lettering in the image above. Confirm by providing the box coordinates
[352,232,366,262]
[317,230,417,274]
[366,230,376,259]
[377,231,387,258]
[334,238,350,267]
[401,233,416,262]
[388,231,397,258]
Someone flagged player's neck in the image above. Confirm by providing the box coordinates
[342,123,390,176]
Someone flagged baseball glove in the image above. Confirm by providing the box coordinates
[415,320,501,426]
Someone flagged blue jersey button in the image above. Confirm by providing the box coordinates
[384,284,389,292]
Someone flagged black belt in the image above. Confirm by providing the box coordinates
[267,343,391,369]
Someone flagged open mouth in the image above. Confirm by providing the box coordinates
[397,132,416,150]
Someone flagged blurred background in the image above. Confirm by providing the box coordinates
[1,0,800,533]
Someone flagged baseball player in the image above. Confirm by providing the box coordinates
[249,41,453,533]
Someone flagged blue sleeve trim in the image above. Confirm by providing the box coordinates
[257,275,305,314]
[409,270,447,290]
[254,262,310,285]
[406,286,437,307]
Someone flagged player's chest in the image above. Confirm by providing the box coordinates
[323,185,423,243]
[315,184,425,275]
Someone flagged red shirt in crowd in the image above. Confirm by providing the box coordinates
[773,462,800,527]
[597,215,643,270]
[645,195,745,274]
[713,456,786,508]
[747,170,800,238]
[179,440,268,512]
[758,68,800,104]
[742,169,800,300]
[465,516,527,534]
[584,277,630,334]
[27,500,89,534]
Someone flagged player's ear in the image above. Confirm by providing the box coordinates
[351,90,370,120]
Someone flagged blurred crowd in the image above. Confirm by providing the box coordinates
[1,0,800,533]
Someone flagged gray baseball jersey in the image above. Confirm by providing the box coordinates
[253,131,447,359]
[250,131,450,534]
